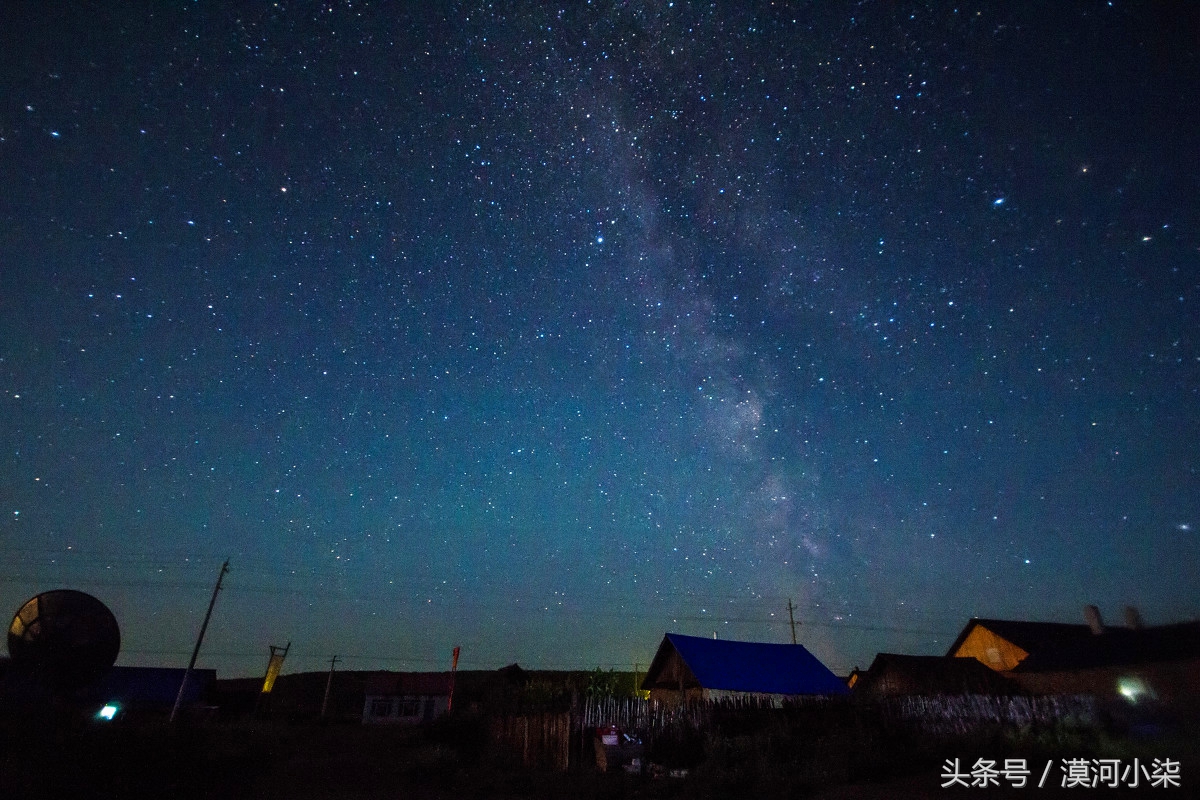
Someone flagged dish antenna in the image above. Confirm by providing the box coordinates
[7,589,121,691]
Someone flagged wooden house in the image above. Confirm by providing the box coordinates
[947,617,1100,672]
[946,608,1200,711]
[362,671,452,724]
[640,633,848,704]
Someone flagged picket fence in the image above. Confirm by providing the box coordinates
[492,693,1099,771]
[583,693,1096,734]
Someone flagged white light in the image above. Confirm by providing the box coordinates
[98,704,119,720]
[1116,676,1152,704]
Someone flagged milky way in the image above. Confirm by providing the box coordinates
[2,2,1197,676]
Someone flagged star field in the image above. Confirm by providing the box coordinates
[1,2,1198,676]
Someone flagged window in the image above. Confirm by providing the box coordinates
[370,698,393,717]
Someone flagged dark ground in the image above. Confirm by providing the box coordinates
[0,709,1195,799]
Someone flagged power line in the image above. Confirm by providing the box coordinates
[1,582,956,637]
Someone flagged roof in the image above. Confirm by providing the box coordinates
[948,618,1200,672]
[642,633,849,696]
[364,671,453,696]
[946,619,1098,660]
[853,653,1018,696]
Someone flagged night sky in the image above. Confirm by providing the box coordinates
[2,2,1198,679]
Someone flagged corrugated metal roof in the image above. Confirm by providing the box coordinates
[645,633,848,695]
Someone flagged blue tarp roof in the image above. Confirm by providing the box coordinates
[658,633,849,695]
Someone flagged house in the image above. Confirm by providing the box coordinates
[640,633,849,703]
[947,616,1101,672]
[947,607,1200,711]
[850,653,1017,697]
[362,671,453,724]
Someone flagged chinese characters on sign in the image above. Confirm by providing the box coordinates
[941,757,1181,789]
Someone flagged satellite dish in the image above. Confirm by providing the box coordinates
[7,589,121,690]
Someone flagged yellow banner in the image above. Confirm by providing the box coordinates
[261,647,287,694]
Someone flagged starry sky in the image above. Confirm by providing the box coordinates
[2,2,1198,679]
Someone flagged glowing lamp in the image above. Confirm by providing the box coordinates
[1116,676,1152,704]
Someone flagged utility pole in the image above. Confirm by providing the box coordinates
[787,598,798,645]
[448,646,461,711]
[321,654,339,718]
[171,559,230,722]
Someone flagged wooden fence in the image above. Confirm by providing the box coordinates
[883,693,1098,736]
[493,693,1099,772]
[583,693,1096,736]
[490,711,572,771]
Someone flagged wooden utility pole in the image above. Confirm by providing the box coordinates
[447,646,461,711]
[171,559,230,722]
[321,655,339,718]
[787,598,798,645]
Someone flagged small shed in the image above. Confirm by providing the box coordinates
[641,633,848,703]
[362,671,452,724]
